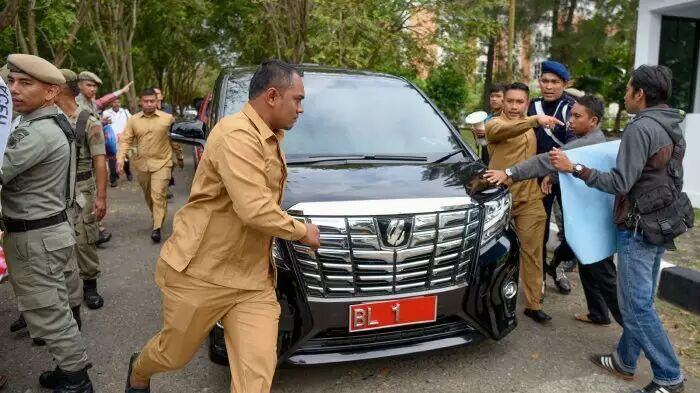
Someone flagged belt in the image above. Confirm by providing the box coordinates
[77,171,92,182]
[1,211,69,233]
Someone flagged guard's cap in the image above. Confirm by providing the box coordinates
[60,68,78,83]
[6,54,65,85]
[78,71,102,85]
[541,60,570,82]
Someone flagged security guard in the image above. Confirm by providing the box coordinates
[125,61,321,393]
[76,71,131,117]
[57,68,108,309]
[116,88,183,243]
[3,54,93,392]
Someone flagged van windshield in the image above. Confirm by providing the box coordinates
[223,72,466,159]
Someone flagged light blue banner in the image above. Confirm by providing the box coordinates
[559,140,621,264]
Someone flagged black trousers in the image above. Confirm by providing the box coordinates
[108,157,131,183]
[552,239,623,326]
[542,182,562,277]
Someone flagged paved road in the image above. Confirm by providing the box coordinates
[1,151,697,393]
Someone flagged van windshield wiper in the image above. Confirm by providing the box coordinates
[431,149,465,164]
[287,154,428,165]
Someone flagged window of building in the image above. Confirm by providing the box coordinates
[659,16,700,112]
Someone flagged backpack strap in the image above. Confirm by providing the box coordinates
[33,113,77,209]
[75,110,90,160]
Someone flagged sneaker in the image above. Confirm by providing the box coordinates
[554,266,571,294]
[589,353,634,381]
[633,380,684,393]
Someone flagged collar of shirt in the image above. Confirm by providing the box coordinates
[242,102,286,142]
[22,104,60,122]
[138,109,163,119]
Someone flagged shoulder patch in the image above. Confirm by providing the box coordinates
[7,129,29,149]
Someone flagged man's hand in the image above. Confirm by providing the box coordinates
[534,115,564,129]
[548,148,574,172]
[120,81,134,94]
[117,160,125,176]
[471,124,486,138]
[101,116,112,125]
[483,169,509,185]
[541,175,552,195]
[93,196,107,221]
[299,223,321,250]
[177,157,184,169]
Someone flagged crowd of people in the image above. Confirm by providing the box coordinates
[477,60,691,393]
[0,53,694,393]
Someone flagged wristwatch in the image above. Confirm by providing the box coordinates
[572,163,584,178]
[505,168,513,178]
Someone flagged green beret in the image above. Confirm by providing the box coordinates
[6,54,65,85]
[60,68,77,82]
[78,71,102,85]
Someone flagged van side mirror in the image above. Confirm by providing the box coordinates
[169,120,206,147]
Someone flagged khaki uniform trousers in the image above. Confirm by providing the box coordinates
[4,223,89,371]
[73,179,102,280]
[133,259,281,393]
[136,165,171,230]
[511,200,546,310]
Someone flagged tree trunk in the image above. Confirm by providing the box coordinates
[550,0,560,57]
[482,36,496,109]
[613,101,623,133]
[26,0,39,56]
[0,0,20,32]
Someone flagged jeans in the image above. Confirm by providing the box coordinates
[613,230,683,386]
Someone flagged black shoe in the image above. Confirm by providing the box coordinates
[72,306,83,330]
[95,230,112,246]
[83,280,104,310]
[524,308,552,324]
[40,366,65,389]
[10,315,26,332]
[552,266,571,294]
[110,180,118,187]
[33,338,46,346]
[127,173,133,182]
[125,352,150,393]
[633,381,684,393]
[54,367,93,393]
[151,229,161,243]
[589,353,634,381]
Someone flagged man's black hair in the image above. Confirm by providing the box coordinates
[248,60,301,100]
[66,80,80,97]
[575,94,605,124]
[139,88,157,98]
[488,83,506,95]
[630,65,673,107]
[505,82,529,96]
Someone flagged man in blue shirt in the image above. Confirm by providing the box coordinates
[528,60,576,295]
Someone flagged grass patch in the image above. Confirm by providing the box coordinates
[695,209,700,222]
[657,300,700,378]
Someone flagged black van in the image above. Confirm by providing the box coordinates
[170,66,520,366]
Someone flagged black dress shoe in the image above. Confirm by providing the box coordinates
[40,366,65,389]
[634,380,684,393]
[54,367,93,393]
[524,308,552,324]
[83,280,104,310]
[125,352,150,393]
[10,315,27,332]
[95,230,112,246]
[151,229,161,243]
[110,180,118,187]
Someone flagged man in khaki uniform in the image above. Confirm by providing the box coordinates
[76,71,132,118]
[57,68,108,310]
[2,54,94,392]
[486,82,562,324]
[116,88,183,243]
[125,61,321,393]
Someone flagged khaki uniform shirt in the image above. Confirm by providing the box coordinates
[1,106,73,220]
[117,110,181,172]
[160,103,307,290]
[486,114,544,203]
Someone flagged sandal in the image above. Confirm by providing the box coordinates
[589,353,634,381]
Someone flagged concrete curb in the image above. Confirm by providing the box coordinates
[547,223,699,315]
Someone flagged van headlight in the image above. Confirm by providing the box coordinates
[481,193,511,246]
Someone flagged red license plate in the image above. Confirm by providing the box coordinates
[348,296,437,332]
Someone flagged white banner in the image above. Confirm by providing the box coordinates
[0,77,12,167]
